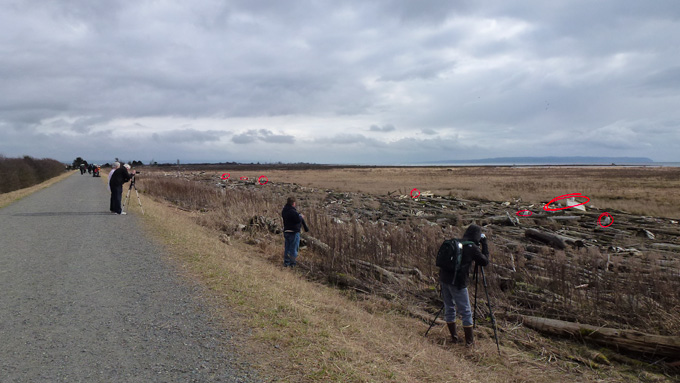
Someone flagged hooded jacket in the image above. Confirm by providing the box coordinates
[282,204,303,233]
[439,224,490,289]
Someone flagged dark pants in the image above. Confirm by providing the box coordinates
[283,232,300,267]
[110,185,123,214]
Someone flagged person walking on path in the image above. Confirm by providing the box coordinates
[281,196,308,267]
[440,224,489,347]
[109,163,134,215]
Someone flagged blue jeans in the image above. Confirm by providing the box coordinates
[283,232,300,267]
[441,282,473,326]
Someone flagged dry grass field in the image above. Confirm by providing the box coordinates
[255,166,680,219]
[133,165,680,382]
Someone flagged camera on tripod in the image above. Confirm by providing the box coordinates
[123,170,145,215]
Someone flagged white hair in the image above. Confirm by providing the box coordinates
[113,161,120,168]
[123,164,131,170]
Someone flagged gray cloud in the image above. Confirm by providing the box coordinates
[232,129,295,145]
[1,0,679,163]
[378,61,456,82]
[369,124,396,132]
[152,129,228,144]
[315,134,383,146]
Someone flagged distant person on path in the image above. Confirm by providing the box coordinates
[80,164,86,175]
[281,196,308,267]
[109,163,134,215]
[440,224,489,347]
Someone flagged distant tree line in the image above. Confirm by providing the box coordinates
[0,155,66,194]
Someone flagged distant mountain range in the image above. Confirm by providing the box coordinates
[424,156,655,165]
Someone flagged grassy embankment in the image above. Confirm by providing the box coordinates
[0,155,67,192]
[129,168,673,382]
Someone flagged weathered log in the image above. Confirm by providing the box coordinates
[351,259,403,284]
[548,215,582,221]
[328,272,372,293]
[520,315,680,358]
[525,229,566,249]
[649,228,680,237]
[636,229,655,240]
[594,226,633,236]
[383,266,425,281]
[301,233,331,255]
[484,214,518,226]
[650,243,680,252]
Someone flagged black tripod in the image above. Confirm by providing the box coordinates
[424,290,444,337]
[473,264,501,355]
[122,175,145,215]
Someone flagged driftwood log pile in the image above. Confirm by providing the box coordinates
[186,173,680,363]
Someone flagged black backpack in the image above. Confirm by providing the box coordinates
[436,239,474,275]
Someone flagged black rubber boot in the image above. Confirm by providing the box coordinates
[464,325,474,347]
[446,322,458,344]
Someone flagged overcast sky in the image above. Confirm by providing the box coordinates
[1,0,679,164]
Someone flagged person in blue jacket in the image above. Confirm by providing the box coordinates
[281,196,308,267]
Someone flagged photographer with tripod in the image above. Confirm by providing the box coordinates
[109,163,135,215]
[439,224,489,347]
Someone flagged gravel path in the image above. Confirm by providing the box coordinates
[0,173,259,382]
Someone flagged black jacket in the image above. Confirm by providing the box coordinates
[282,204,303,232]
[439,225,490,289]
[109,167,131,189]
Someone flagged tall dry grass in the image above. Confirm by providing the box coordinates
[137,188,636,383]
[137,168,680,338]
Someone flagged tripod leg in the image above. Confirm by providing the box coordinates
[133,186,145,215]
[480,267,501,356]
[123,186,132,213]
[424,304,445,337]
[473,265,479,329]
